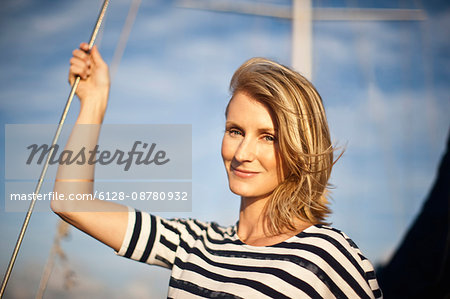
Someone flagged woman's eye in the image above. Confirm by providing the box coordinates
[229,129,243,137]
[263,135,275,142]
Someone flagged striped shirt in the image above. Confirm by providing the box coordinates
[117,208,382,298]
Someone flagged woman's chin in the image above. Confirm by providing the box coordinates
[228,184,274,200]
[229,185,252,197]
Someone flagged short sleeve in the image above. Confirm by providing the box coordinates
[115,207,182,269]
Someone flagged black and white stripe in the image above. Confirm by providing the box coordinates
[117,208,382,298]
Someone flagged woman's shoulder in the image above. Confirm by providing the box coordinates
[277,224,373,270]
[297,224,361,250]
[280,224,361,254]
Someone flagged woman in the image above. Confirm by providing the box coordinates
[52,42,382,298]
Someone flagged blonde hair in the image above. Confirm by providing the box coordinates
[229,58,337,235]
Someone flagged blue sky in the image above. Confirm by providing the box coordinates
[1,0,449,298]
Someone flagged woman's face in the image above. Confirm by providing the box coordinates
[221,92,283,200]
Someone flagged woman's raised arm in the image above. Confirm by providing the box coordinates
[51,43,128,252]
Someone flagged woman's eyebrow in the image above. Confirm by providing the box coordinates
[225,122,276,133]
[257,127,277,134]
[225,121,241,128]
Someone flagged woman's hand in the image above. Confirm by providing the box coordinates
[69,42,110,108]
[69,42,110,124]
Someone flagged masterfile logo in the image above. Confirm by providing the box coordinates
[4,124,193,212]
[25,141,170,171]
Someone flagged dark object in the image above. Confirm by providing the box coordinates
[377,130,450,299]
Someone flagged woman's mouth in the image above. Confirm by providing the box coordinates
[231,165,259,178]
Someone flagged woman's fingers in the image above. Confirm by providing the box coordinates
[69,65,90,80]
[70,45,106,78]
[70,56,91,79]
[68,42,110,100]
[79,42,89,52]
[72,49,90,66]
[69,45,93,81]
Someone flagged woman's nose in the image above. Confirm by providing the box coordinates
[234,137,256,162]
